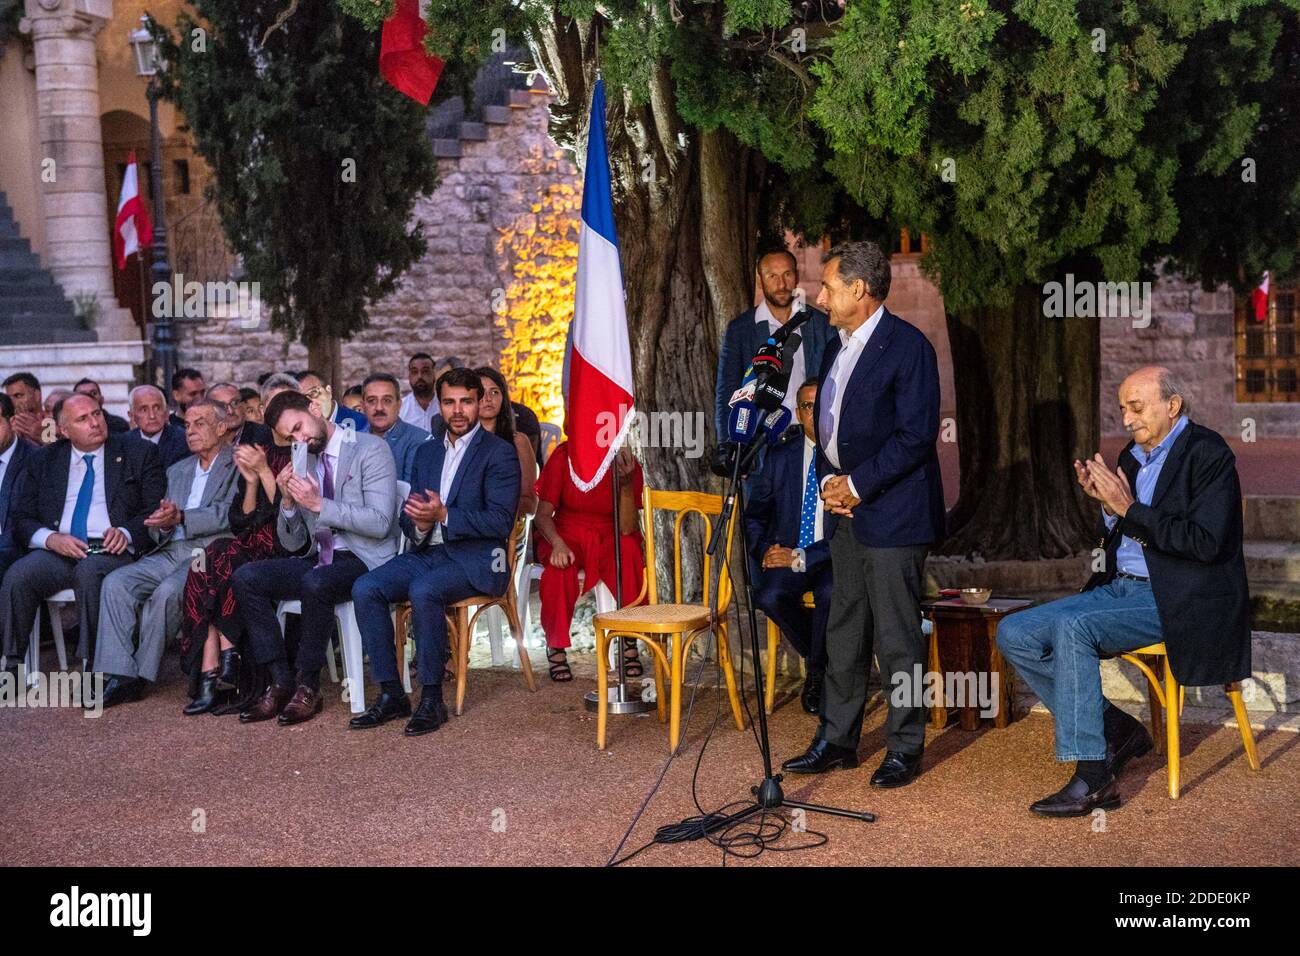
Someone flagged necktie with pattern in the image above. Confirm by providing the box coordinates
[798,452,817,549]
[313,452,336,566]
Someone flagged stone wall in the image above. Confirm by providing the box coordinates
[174,85,578,423]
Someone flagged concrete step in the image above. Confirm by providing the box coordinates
[0,297,78,318]
[0,327,98,344]
[0,277,57,294]
[1244,495,1300,541]
[1245,540,1300,582]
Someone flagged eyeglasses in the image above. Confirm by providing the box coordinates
[303,385,328,401]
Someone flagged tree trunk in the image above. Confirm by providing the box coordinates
[942,283,1100,560]
[307,336,343,393]
[533,12,761,602]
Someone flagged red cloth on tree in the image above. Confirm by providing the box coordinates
[534,441,645,649]
[380,0,445,105]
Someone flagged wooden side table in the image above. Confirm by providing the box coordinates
[922,598,1035,731]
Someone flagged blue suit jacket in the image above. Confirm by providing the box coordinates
[381,418,431,483]
[0,437,38,553]
[743,431,838,571]
[131,423,189,469]
[332,403,369,433]
[400,427,520,596]
[714,305,832,443]
[814,307,946,548]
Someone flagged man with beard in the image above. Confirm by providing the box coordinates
[350,367,519,736]
[230,389,398,726]
[399,353,438,432]
[2,372,44,445]
[714,249,832,469]
[171,368,206,429]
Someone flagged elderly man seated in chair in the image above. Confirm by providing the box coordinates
[996,367,1250,817]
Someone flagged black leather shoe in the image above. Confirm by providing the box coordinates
[95,675,144,710]
[349,691,412,729]
[781,738,858,774]
[183,671,220,716]
[800,673,824,715]
[1029,773,1121,817]
[404,691,449,736]
[215,648,242,692]
[869,750,923,788]
[1106,722,1154,778]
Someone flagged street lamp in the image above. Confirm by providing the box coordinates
[129,16,175,399]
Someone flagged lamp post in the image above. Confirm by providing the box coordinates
[129,16,174,397]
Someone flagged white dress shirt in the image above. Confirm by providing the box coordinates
[415,423,480,546]
[399,392,438,433]
[755,298,807,417]
[32,444,117,548]
[142,429,162,444]
[0,439,16,534]
[171,455,216,542]
[819,304,885,498]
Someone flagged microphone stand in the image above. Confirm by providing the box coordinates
[701,397,875,830]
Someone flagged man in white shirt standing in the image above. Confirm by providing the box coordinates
[398,352,439,433]
[92,399,239,709]
[0,394,166,671]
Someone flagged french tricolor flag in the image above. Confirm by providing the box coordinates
[566,79,635,491]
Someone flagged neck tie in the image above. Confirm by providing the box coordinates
[798,453,818,549]
[313,452,336,567]
[70,453,95,542]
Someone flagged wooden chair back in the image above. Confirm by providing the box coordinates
[641,487,738,614]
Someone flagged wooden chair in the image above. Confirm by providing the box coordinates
[593,488,745,751]
[394,515,535,716]
[1118,642,1260,798]
[763,591,815,714]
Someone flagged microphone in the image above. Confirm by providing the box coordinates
[769,307,812,346]
[726,400,761,444]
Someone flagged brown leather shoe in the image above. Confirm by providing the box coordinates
[239,684,293,723]
[277,684,324,725]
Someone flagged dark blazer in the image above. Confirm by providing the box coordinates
[715,305,833,443]
[744,430,839,571]
[131,423,189,469]
[105,412,130,434]
[331,402,369,433]
[1087,421,1250,686]
[10,431,166,550]
[232,420,274,447]
[400,427,520,597]
[814,307,945,548]
[0,437,38,550]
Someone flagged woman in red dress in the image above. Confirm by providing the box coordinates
[533,442,645,681]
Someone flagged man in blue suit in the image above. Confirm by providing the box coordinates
[714,249,832,459]
[0,393,39,584]
[782,241,945,789]
[744,378,838,714]
[350,367,520,737]
[296,369,369,434]
[128,384,190,468]
[360,372,430,483]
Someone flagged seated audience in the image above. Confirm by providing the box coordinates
[0,394,38,583]
[350,367,519,735]
[743,378,836,714]
[74,379,129,433]
[0,394,165,668]
[129,384,188,468]
[238,386,263,424]
[399,352,438,432]
[171,368,207,429]
[207,381,273,446]
[230,389,397,725]
[997,367,1250,817]
[475,366,537,516]
[341,385,365,413]
[533,441,645,682]
[3,372,44,444]
[361,372,429,483]
[259,372,299,407]
[43,390,73,438]
[91,400,240,709]
[180,402,297,715]
[295,369,368,434]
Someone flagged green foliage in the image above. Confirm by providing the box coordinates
[159,0,437,346]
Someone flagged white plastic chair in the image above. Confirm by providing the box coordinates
[486,513,534,667]
[537,422,561,465]
[14,590,75,689]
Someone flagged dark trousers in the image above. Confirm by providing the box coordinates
[231,552,368,679]
[352,549,477,687]
[0,549,133,662]
[819,521,929,755]
[753,562,833,675]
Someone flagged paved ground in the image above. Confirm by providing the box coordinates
[2,657,1295,867]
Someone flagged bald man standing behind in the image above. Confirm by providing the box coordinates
[996,367,1250,817]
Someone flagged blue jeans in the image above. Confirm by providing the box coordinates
[352,550,477,688]
[995,578,1162,761]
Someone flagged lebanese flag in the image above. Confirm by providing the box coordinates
[1251,271,1270,323]
[566,79,635,491]
[380,0,444,105]
[113,151,152,271]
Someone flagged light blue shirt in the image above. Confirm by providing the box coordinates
[1105,415,1189,577]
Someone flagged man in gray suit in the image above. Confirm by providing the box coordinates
[232,389,398,726]
[91,399,239,708]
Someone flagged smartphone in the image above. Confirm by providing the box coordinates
[291,441,309,477]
